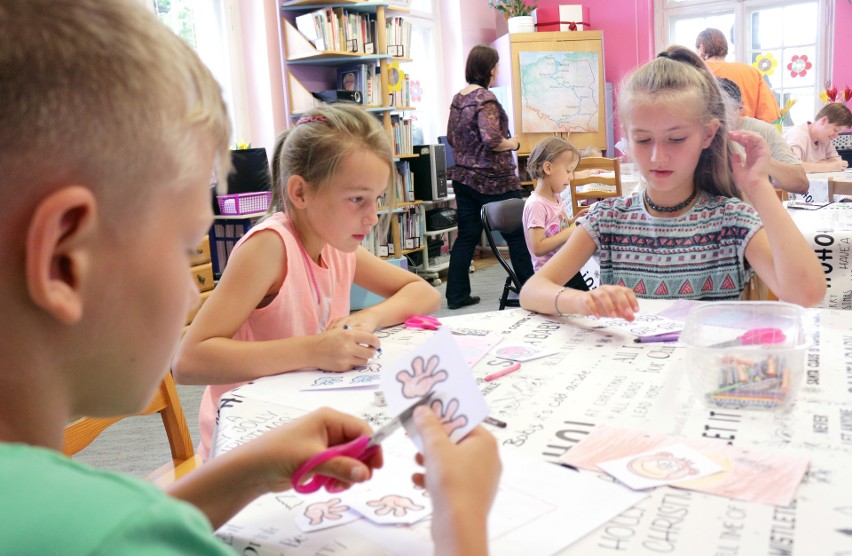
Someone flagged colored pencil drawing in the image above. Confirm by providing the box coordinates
[395,355,448,397]
[429,397,468,436]
[304,498,350,525]
[626,452,698,481]
[366,494,425,517]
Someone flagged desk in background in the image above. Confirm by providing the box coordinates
[211,303,852,555]
[790,171,852,203]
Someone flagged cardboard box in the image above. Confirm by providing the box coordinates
[533,4,590,32]
[190,235,211,266]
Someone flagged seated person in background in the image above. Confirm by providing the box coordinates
[718,78,809,194]
[784,103,852,173]
[0,2,499,554]
[523,137,590,291]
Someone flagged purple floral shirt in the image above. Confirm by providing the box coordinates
[446,88,520,195]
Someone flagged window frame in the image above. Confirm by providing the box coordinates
[654,0,834,120]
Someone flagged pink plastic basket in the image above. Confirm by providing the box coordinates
[217,192,271,215]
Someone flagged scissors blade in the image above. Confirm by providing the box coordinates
[367,391,435,448]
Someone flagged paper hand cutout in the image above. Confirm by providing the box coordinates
[313,376,344,387]
[430,397,468,436]
[351,375,379,384]
[366,495,425,517]
[304,498,350,525]
[396,355,448,398]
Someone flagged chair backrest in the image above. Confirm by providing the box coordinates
[481,198,527,293]
[569,156,622,215]
[63,371,196,473]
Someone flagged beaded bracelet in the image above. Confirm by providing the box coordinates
[554,287,568,317]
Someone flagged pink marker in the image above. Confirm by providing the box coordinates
[484,362,522,382]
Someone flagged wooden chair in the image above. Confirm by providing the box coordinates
[569,157,622,215]
[481,198,526,310]
[63,371,202,486]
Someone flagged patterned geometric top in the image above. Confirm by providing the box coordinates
[579,193,763,300]
[446,88,521,195]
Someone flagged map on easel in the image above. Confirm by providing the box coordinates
[519,51,600,133]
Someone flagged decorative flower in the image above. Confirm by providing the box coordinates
[786,55,812,78]
[773,98,797,125]
[387,60,405,93]
[820,83,852,104]
[410,80,422,103]
[753,53,777,76]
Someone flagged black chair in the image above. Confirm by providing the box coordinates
[481,198,526,310]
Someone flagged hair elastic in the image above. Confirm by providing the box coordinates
[296,115,329,126]
[657,51,672,59]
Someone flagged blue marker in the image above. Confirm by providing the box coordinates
[633,331,681,343]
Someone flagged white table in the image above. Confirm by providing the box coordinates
[790,171,852,203]
[211,302,852,555]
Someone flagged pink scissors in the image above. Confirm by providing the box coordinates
[404,315,441,330]
[291,392,436,494]
[710,327,786,348]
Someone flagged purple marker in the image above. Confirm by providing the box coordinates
[633,331,681,343]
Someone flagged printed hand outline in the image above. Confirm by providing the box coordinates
[396,355,448,398]
[430,397,468,437]
[304,498,350,525]
[351,375,379,384]
[313,376,344,387]
[366,495,425,517]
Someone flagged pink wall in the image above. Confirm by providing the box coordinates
[832,0,852,88]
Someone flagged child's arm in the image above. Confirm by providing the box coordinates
[730,130,827,306]
[329,248,440,333]
[411,406,500,556]
[767,159,809,194]
[173,232,379,385]
[519,227,638,320]
[799,157,848,173]
[166,408,381,530]
[526,226,574,257]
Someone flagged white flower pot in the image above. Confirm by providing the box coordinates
[507,15,535,34]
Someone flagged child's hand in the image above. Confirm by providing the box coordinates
[411,405,500,549]
[728,130,772,195]
[314,327,380,371]
[239,407,382,494]
[327,314,381,334]
[569,207,590,225]
[580,286,638,321]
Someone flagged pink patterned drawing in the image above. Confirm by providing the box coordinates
[627,452,698,481]
[304,498,351,526]
[396,355,448,398]
[430,397,468,436]
[366,495,425,517]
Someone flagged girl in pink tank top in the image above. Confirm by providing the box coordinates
[172,104,440,459]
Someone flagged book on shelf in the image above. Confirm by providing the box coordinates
[293,7,376,54]
[391,114,413,156]
[395,160,413,203]
[385,17,411,57]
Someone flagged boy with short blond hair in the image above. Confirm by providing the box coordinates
[0,1,499,554]
[784,103,852,173]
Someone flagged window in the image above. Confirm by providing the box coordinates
[153,0,236,144]
[657,0,832,126]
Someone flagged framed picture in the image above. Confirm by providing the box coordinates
[337,66,362,96]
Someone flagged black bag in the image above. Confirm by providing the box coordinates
[425,208,457,231]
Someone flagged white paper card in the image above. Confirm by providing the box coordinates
[380,327,488,450]
[490,342,557,362]
[598,442,724,490]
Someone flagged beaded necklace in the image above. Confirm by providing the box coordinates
[644,188,698,213]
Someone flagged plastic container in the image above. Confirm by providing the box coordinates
[679,301,808,411]
[217,192,270,215]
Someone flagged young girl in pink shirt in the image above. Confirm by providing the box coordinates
[173,104,440,459]
[522,137,589,290]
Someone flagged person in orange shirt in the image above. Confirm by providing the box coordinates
[696,28,781,124]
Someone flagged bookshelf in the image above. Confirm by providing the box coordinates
[280,0,422,260]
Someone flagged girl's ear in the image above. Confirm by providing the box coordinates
[287,175,310,209]
[703,118,721,149]
[25,186,97,324]
[542,161,553,176]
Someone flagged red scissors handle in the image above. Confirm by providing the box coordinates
[292,435,379,494]
[404,315,441,330]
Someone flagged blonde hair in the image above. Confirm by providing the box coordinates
[0,0,231,226]
[269,103,395,216]
[618,45,738,198]
[526,137,581,180]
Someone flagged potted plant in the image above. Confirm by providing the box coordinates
[489,0,538,33]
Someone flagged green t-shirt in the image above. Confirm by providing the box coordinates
[0,443,234,555]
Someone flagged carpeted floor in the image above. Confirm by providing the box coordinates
[73,252,511,476]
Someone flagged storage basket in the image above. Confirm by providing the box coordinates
[217,192,270,215]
